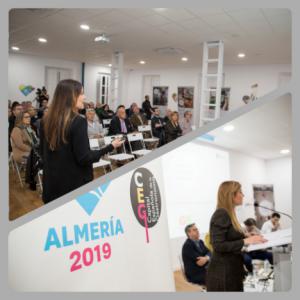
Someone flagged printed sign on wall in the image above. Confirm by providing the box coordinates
[8,160,175,292]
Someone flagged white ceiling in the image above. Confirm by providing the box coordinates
[199,94,292,160]
[9,8,291,69]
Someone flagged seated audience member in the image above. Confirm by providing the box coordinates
[180,111,193,135]
[86,108,104,138]
[163,108,172,123]
[126,102,138,118]
[95,102,103,119]
[165,111,182,143]
[129,104,148,130]
[243,218,273,273]
[261,213,282,234]
[9,102,22,134]
[10,111,39,163]
[100,104,114,119]
[142,95,154,120]
[108,105,134,136]
[182,223,211,285]
[151,107,165,146]
[89,101,95,109]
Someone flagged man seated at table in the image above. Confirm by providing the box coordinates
[261,213,282,234]
[182,223,211,285]
[243,218,273,274]
[86,108,104,139]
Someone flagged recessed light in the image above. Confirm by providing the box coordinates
[223,124,235,132]
[238,53,246,58]
[181,57,188,62]
[80,24,90,30]
[139,60,146,65]
[108,64,112,67]
[38,37,47,43]
[11,46,20,51]
[154,8,167,12]
[280,149,290,154]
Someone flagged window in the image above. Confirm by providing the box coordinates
[96,73,110,104]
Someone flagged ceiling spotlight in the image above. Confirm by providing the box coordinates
[223,124,235,132]
[238,53,246,58]
[11,46,20,51]
[181,57,188,62]
[94,33,110,43]
[80,24,90,30]
[280,149,290,154]
[139,60,146,65]
[108,64,112,67]
[38,37,47,43]
[154,8,167,12]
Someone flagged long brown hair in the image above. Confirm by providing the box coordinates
[43,79,82,151]
[217,181,243,232]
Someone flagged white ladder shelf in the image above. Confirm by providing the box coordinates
[199,40,224,126]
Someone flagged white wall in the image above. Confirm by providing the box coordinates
[84,63,111,102]
[8,54,132,110]
[8,53,81,103]
[265,156,292,228]
[9,53,290,117]
[126,64,291,124]
[229,150,267,223]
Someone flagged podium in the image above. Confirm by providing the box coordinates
[247,228,292,292]
[273,246,292,291]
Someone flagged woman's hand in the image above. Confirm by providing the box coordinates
[244,234,267,246]
[111,138,124,149]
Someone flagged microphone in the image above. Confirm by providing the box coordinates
[253,202,292,220]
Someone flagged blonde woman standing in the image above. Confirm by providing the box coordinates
[206,181,266,291]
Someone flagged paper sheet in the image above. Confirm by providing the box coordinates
[247,228,292,251]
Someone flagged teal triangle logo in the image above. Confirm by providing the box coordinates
[76,181,111,215]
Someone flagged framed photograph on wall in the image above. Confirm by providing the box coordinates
[209,87,230,111]
[253,184,275,229]
[153,86,168,106]
[178,86,194,109]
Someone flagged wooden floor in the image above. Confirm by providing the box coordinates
[173,270,205,292]
[9,164,108,221]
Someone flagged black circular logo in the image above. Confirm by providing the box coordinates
[130,168,161,229]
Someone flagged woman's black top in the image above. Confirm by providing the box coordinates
[164,120,182,143]
[206,208,246,291]
[40,115,113,203]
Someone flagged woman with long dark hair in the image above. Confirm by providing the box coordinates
[40,79,122,203]
[206,181,267,291]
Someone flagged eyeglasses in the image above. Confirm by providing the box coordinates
[23,116,31,119]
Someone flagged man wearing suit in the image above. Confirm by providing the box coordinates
[108,105,134,136]
[129,104,148,130]
[182,224,211,285]
[151,107,165,146]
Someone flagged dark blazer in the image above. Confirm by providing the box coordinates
[142,100,153,120]
[129,113,148,130]
[206,208,246,291]
[164,121,182,143]
[98,109,114,120]
[182,239,211,285]
[108,116,134,136]
[40,115,113,203]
